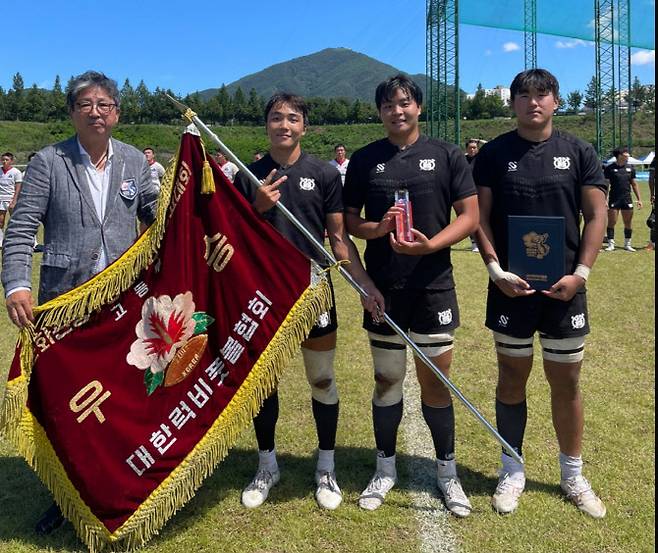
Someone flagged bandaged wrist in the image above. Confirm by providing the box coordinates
[486,261,506,281]
[573,264,591,281]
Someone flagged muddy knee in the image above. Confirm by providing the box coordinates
[302,348,338,404]
[369,332,406,407]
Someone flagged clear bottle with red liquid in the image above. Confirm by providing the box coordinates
[394,188,414,242]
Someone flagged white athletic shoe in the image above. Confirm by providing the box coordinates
[561,475,606,519]
[623,243,636,252]
[315,471,343,510]
[604,240,616,252]
[358,471,397,511]
[491,472,525,514]
[437,476,472,518]
[241,468,280,508]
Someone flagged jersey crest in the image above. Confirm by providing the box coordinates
[553,156,571,170]
[437,308,453,326]
[571,313,586,330]
[376,163,386,174]
[507,161,518,172]
[419,159,436,171]
[299,177,316,191]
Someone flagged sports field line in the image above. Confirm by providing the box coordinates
[402,353,459,553]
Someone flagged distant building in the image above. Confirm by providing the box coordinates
[466,85,511,105]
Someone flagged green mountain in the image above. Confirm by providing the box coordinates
[198,48,432,102]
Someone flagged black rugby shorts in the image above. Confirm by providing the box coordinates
[308,275,338,339]
[363,288,460,335]
[608,195,634,210]
[485,284,590,339]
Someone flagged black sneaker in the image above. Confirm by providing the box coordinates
[35,503,64,535]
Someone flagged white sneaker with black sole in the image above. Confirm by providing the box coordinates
[315,471,342,510]
[358,471,397,511]
[241,468,280,508]
[491,472,525,514]
[437,476,472,518]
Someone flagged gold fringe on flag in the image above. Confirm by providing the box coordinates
[5,276,330,552]
[0,136,334,552]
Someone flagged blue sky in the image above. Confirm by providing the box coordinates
[4,0,655,99]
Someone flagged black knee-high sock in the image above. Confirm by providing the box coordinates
[254,392,279,452]
[607,227,615,240]
[495,399,527,457]
[651,227,656,244]
[312,398,339,450]
[624,227,633,239]
[372,400,403,457]
[421,402,455,461]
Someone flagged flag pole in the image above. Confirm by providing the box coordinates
[166,96,523,465]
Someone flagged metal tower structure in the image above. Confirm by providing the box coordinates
[595,0,616,158]
[616,0,632,149]
[426,0,460,144]
[524,0,537,69]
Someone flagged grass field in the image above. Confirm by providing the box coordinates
[0,189,654,553]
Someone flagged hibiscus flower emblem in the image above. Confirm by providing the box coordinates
[127,292,214,395]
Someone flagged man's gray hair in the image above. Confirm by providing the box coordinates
[66,71,120,110]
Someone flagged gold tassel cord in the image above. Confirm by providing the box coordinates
[199,139,216,195]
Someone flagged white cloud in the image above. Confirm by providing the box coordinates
[502,42,520,53]
[555,39,589,49]
[631,50,655,65]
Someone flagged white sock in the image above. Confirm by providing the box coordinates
[317,449,335,473]
[257,448,278,472]
[376,450,396,477]
[437,458,457,478]
[559,452,583,481]
[501,452,525,481]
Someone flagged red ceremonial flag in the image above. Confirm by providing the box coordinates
[0,132,331,551]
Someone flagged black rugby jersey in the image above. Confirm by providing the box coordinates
[472,129,606,274]
[233,152,343,266]
[344,134,476,290]
[604,162,636,202]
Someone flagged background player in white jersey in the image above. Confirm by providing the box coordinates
[0,152,23,248]
[216,151,239,183]
[233,92,384,511]
[143,147,165,188]
[329,144,349,186]
[473,68,608,519]
[344,74,479,517]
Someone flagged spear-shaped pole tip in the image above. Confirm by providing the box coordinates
[166,93,188,113]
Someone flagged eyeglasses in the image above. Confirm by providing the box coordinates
[75,101,117,115]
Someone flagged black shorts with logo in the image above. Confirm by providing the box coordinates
[608,195,634,210]
[363,288,460,335]
[485,284,590,339]
[308,275,338,338]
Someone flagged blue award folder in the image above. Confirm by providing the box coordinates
[508,216,565,291]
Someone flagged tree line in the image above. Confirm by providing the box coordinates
[0,73,654,126]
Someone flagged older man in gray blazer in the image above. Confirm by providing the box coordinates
[2,70,158,326]
[1,70,159,533]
